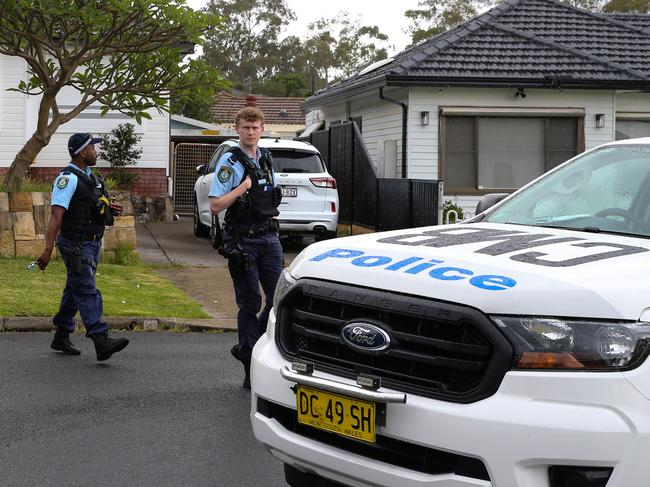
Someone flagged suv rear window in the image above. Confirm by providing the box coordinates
[270,150,325,173]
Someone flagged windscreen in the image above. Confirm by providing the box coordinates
[269,150,325,173]
[485,145,650,238]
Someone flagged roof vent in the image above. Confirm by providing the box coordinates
[279,109,289,118]
[358,58,394,76]
[245,94,257,107]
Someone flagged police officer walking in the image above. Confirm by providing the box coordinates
[209,107,283,389]
[37,133,129,361]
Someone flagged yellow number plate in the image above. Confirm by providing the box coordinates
[296,386,376,444]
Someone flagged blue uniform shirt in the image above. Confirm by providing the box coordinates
[51,163,92,210]
[208,146,276,198]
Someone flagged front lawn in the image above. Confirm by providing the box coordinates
[0,257,209,319]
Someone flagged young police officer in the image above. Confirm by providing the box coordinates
[37,133,129,361]
[209,107,283,389]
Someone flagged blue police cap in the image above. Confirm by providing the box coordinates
[68,133,103,157]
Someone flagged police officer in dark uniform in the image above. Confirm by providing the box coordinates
[209,107,283,389]
[37,133,129,361]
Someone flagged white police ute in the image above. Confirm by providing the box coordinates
[250,137,650,487]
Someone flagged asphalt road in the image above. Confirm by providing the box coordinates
[0,332,285,487]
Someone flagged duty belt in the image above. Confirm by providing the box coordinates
[226,219,279,238]
[61,232,103,242]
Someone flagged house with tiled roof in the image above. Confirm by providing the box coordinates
[212,91,305,139]
[302,0,650,217]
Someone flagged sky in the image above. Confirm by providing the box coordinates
[185,0,423,56]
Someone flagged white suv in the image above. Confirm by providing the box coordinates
[193,139,338,244]
[251,137,650,487]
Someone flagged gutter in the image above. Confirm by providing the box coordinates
[379,87,408,178]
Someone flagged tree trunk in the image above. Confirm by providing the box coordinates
[2,132,52,191]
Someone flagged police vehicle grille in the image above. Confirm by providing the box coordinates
[276,279,513,403]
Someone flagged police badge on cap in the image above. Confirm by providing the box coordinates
[68,133,103,157]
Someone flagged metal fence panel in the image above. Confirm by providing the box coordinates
[411,180,440,228]
[300,123,442,232]
[173,143,218,214]
[329,123,354,223]
[353,123,378,229]
[377,179,411,231]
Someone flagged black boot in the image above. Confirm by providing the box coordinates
[230,344,241,362]
[51,328,81,355]
[92,333,129,361]
[242,357,251,390]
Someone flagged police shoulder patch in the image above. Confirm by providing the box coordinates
[56,176,69,189]
[217,166,233,183]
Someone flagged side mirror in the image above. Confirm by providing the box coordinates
[196,164,207,176]
[475,193,510,214]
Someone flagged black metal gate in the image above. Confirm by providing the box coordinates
[173,143,218,214]
[300,122,442,232]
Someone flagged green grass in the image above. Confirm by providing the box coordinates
[0,257,210,319]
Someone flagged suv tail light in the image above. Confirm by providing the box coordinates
[310,177,336,189]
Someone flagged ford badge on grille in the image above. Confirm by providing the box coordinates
[341,322,391,352]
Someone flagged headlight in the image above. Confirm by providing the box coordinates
[272,268,297,312]
[493,316,650,370]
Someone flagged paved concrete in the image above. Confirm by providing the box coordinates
[134,217,309,328]
[136,218,227,267]
[136,216,308,267]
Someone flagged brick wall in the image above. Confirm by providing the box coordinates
[0,167,168,197]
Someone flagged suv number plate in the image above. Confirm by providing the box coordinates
[296,386,376,443]
[281,187,298,197]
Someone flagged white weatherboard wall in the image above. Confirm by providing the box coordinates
[408,87,618,217]
[0,54,169,173]
[0,56,27,168]
[319,89,405,178]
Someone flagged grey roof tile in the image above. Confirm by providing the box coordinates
[306,0,650,105]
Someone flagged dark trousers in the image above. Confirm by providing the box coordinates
[224,231,283,361]
[53,235,108,337]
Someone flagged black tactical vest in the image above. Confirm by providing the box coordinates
[59,165,109,240]
[224,147,280,227]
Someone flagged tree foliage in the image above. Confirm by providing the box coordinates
[199,1,391,95]
[202,0,296,88]
[0,0,225,190]
[602,0,649,12]
[305,12,391,81]
[404,0,641,46]
[405,0,491,45]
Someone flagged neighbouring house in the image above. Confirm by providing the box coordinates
[0,54,170,198]
[212,91,305,139]
[302,0,650,218]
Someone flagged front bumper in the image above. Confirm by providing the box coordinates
[251,312,650,487]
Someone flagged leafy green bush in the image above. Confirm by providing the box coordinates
[98,123,142,190]
[443,200,465,224]
[110,170,139,190]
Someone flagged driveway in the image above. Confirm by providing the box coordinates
[135,218,309,324]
